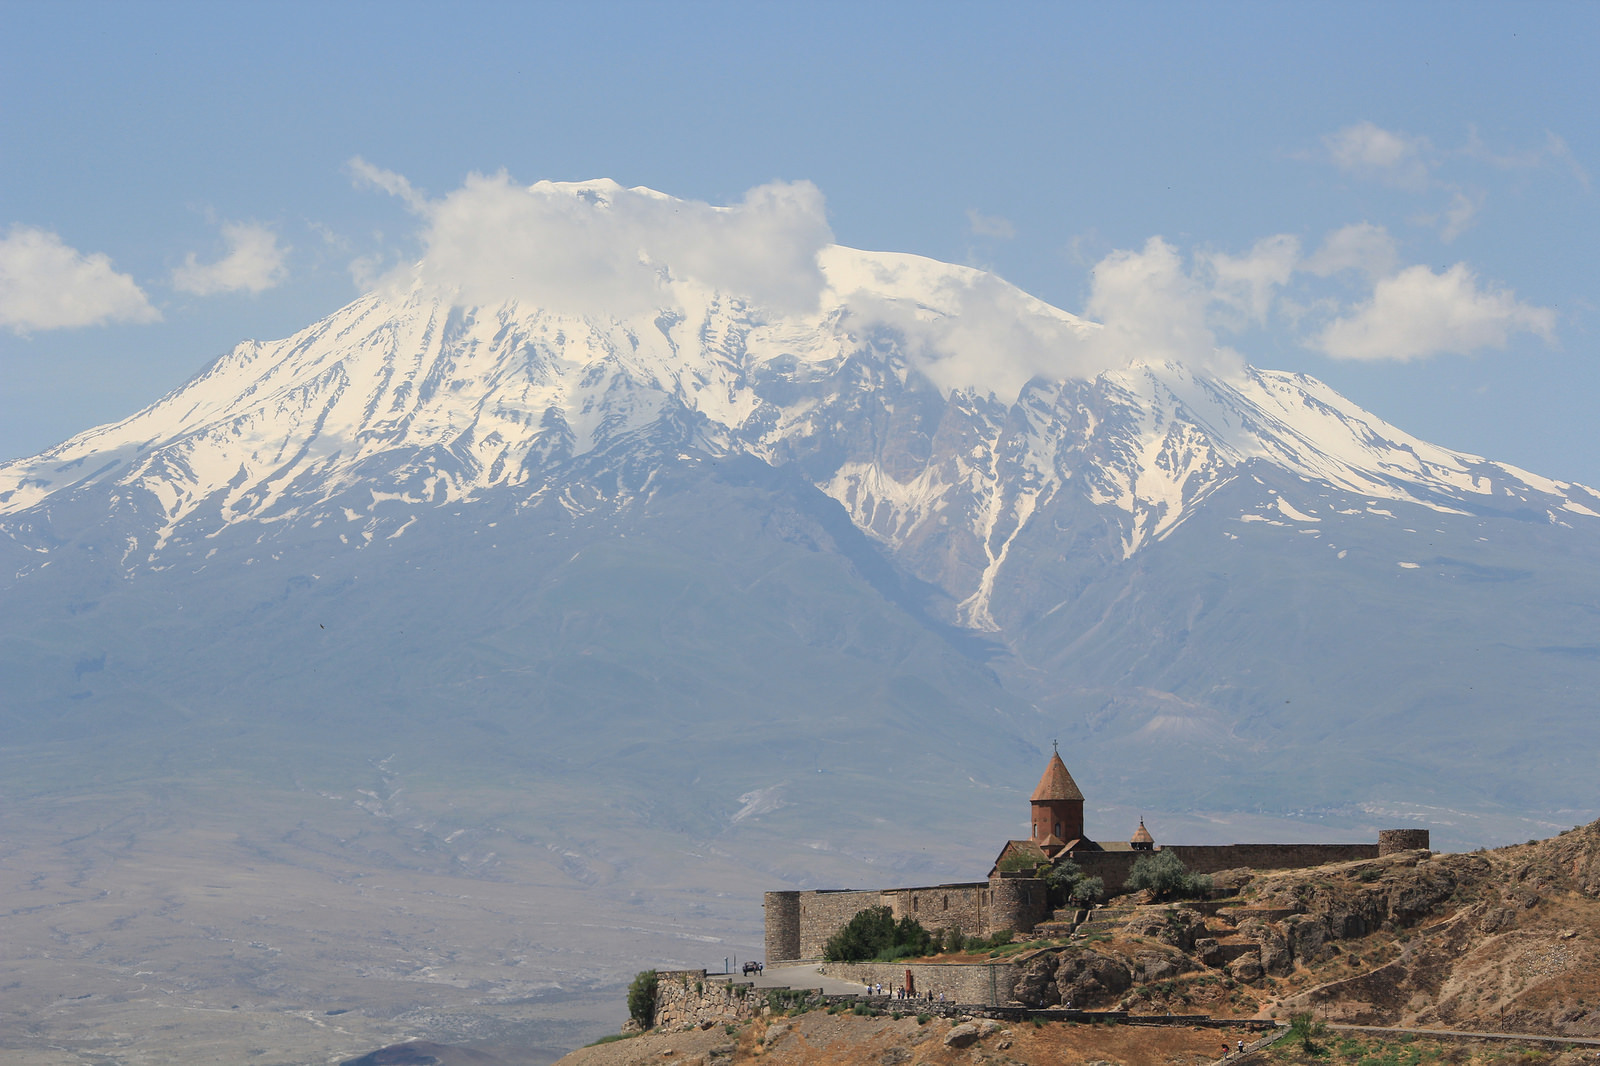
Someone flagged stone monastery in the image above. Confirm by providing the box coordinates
[764,751,1428,963]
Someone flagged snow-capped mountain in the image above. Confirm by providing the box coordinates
[5,238,1594,620]
[4,183,1599,849]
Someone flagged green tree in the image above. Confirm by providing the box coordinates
[1124,851,1212,901]
[1286,1010,1327,1051]
[823,906,934,962]
[1069,876,1105,905]
[1044,860,1106,907]
[997,852,1042,874]
[627,970,658,1029]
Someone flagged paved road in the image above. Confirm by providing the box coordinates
[706,963,868,996]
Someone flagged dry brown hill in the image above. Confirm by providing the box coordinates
[1004,817,1600,1037]
[552,820,1600,1066]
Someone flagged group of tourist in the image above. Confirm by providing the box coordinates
[863,983,947,1003]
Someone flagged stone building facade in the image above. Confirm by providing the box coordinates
[764,751,1429,963]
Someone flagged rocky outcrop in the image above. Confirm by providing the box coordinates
[1122,908,1210,952]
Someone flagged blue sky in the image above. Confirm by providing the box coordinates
[3,1,1595,482]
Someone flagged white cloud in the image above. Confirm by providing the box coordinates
[844,237,1245,402]
[1324,121,1432,191]
[966,209,1015,239]
[1204,234,1301,325]
[847,274,1098,401]
[352,164,833,319]
[1464,127,1591,189]
[1303,223,1398,279]
[172,221,289,295]
[1314,263,1555,361]
[1083,237,1235,372]
[348,157,427,212]
[0,226,160,333]
[1435,187,1484,243]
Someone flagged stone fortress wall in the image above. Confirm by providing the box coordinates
[764,752,1429,964]
[765,835,1425,963]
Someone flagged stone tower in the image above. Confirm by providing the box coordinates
[1030,748,1085,847]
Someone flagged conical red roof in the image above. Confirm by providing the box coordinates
[1031,752,1084,802]
[1131,818,1154,845]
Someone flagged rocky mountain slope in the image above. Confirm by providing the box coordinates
[1005,818,1600,1038]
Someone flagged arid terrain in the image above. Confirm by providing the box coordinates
[556,1011,1599,1066]
[7,786,1598,1066]
[0,768,772,1066]
[553,821,1600,1066]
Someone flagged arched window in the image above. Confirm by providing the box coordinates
[1054,821,1061,838]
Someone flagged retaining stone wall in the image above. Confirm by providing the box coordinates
[822,959,1022,1007]
[651,970,762,1032]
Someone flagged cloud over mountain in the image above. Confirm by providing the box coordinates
[351,162,833,319]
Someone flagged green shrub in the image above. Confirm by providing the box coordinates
[627,970,658,1029]
[1124,851,1212,901]
[823,906,932,962]
[916,1013,931,1025]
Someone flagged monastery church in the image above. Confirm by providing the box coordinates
[764,751,1428,964]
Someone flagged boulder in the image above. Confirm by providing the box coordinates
[1285,916,1331,964]
[944,1022,982,1048]
[1194,937,1225,968]
[1123,907,1209,951]
[1237,918,1293,976]
[1011,952,1061,1007]
[1227,954,1264,984]
[1133,949,1194,982]
[1054,949,1134,1007]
